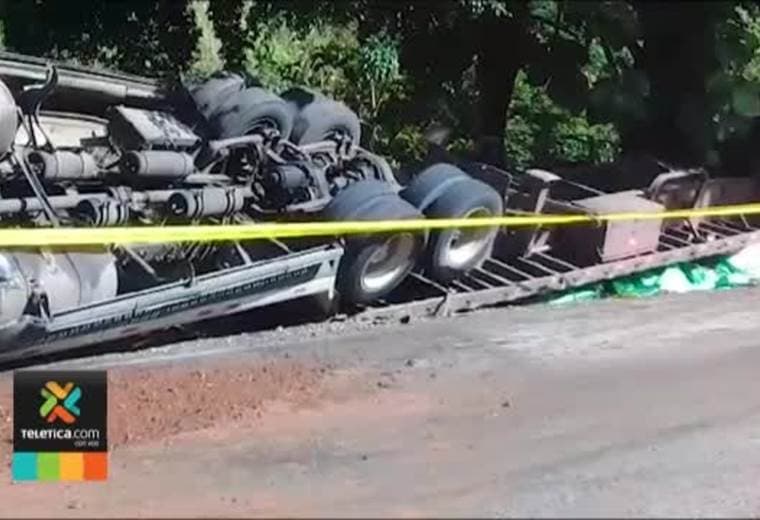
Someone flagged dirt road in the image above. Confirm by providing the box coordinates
[1,288,760,517]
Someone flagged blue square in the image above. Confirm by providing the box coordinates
[12,452,37,481]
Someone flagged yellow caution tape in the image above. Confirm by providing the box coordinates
[0,201,758,247]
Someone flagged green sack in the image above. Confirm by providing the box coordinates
[545,245,760,305]
[609,270,662,298]
[714,258,754,287]
[548,285,603,305]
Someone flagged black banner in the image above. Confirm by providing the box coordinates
[13,370,108,453]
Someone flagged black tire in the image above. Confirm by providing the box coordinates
[308,291,340,320]
[188,73,246,121]
[280,86,326,110]
[400,163,471,211]
[401,164,503,283]
[207,87,294,139]
[281,87,361,145]
[324,180,426,306]
[425,179,503,282]
[280,86,324,133]
[323,179,394,220]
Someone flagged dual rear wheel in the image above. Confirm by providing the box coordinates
[325,165,503,306]
[401,163,503,283]
[322,180,426,306]
[188,78,362,145]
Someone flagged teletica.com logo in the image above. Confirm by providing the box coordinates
[39,382,82,425]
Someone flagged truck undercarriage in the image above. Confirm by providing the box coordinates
[0,51,759,366]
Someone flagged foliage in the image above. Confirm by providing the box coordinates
[712,3,760,140]
[0,0,199,77]
[242,16,414,160]
[244,18,361,99]
[242,0,630,165]
[188,1,224,78]
[2,0,760,174]
[579,1,760,168]
[207,0,247,72]
[506,71,621,169]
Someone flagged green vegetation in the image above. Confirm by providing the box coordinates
[1,1,759,177]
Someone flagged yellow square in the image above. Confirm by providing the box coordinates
[59,452,84,481]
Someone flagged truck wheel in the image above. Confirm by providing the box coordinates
[280,86,326,110]
[324,180,426,306]
[188,73,246,121]
[310,291,339,318]
[281,87,361,145]
[401,163,503,283]
[400,163,471,210]
[207,87,294,139]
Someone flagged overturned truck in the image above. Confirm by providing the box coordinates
[0,52,758,364]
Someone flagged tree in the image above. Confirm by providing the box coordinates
[587,1,760,171]
[624,1,728,166]
[6,0,758,176]
[0,0,199,78]
[236,0,621,167]
[207,0,247,72]
[471,2,531,166]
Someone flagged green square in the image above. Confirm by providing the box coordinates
[37,452,59,481]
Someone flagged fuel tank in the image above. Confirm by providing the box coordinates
[0,249,118,327]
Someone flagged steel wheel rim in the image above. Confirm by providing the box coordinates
[443,207,493,269]
[245,117,280,136]
[360,233,417,293]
